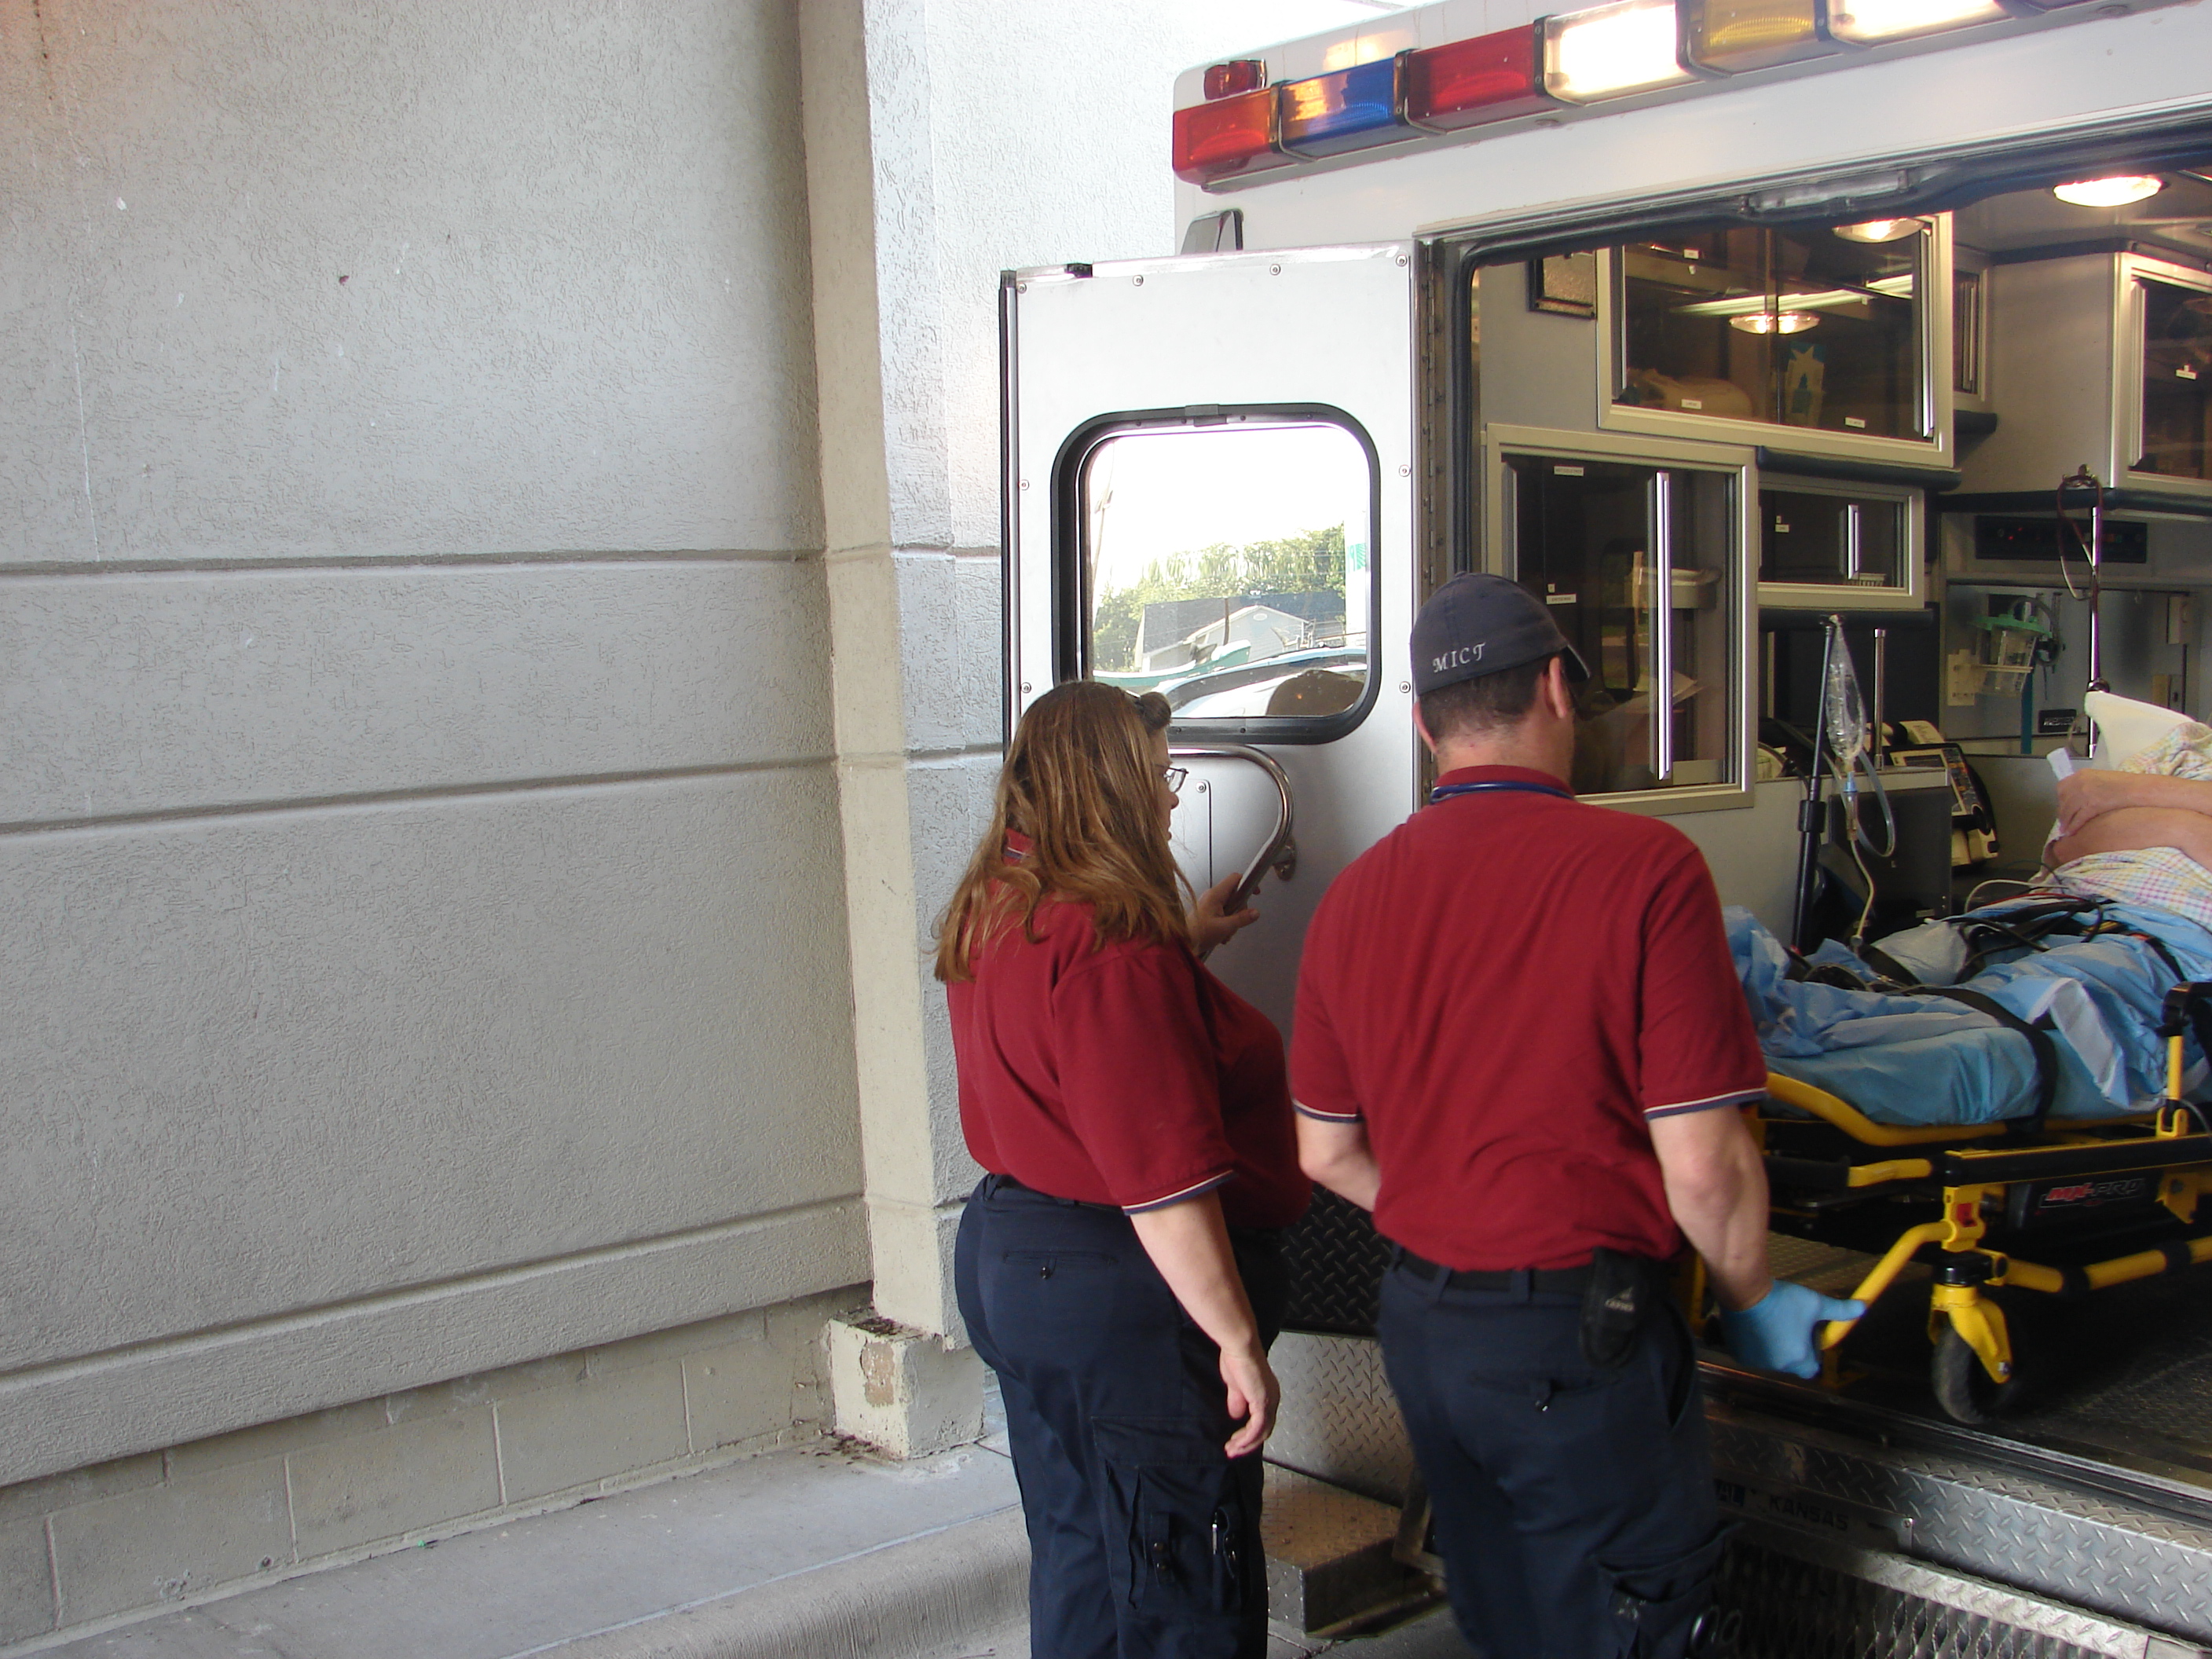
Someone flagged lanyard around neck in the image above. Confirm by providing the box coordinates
[1428,779,1573,806]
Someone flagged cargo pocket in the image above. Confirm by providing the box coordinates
[1093,1418,1260,1657]
[1601,1525,1734,1659]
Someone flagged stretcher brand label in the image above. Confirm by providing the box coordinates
[2029,1176,2151,1212]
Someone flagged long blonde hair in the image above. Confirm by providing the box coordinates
[933,683,1189,982]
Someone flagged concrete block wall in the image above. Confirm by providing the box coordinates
[2,0,865,1528]
[0,1287,859,1649]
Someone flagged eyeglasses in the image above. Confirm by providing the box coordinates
[1160,766,1188,792]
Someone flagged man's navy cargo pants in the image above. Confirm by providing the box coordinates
[954,1174,1287,1659]
[1378,1256,1730,1659]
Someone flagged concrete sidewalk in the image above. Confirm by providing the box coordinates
[26,1437,1026,1659]
[22,1410,1463,1659]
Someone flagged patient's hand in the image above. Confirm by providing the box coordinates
[2057,769,2142,835]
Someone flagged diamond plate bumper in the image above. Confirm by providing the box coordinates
[1708,1375,2212,1647]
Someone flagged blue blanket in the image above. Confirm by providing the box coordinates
[1729,900,2212,1125]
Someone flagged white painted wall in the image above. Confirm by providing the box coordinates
[801,0,1401,1337]
[0,0,865,1484]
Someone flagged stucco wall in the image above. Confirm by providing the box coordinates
[804,0,1397,1335]
[0,0,863,1485]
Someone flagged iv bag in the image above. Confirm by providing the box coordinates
[1823,630,1867,764]
[1819,616,1895,858]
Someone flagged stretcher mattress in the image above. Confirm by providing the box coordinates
[1729,899,2212,1126]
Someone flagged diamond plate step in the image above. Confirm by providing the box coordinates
[1262,1466,1433,1636]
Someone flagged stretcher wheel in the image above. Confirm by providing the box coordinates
[1932,1324,2023,1424]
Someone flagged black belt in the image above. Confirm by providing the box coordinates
[983,1172,1119,1212]
[1396,1248,1596,1295]
[985,1173,1284,1245]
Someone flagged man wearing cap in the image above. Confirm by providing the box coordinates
[1292,574,1860,1659]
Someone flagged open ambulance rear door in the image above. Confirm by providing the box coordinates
[1002,244,1428,1031]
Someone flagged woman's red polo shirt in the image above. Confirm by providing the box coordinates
[947,888,1309,1230]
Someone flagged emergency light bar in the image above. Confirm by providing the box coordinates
[1173,0,2145,185]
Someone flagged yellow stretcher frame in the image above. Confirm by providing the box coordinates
[1756,1017,2212,1422]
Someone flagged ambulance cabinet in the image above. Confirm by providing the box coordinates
[1757,475,1925,610]
[1595,220,1954,472]
[1496,442,1745,801]
[1957,251,2212,509]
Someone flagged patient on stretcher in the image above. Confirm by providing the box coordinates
[1730,716,2212,1127]
[2049,718,2212,934]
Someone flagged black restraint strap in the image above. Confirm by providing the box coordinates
[2130,930,2189,987]
[1952,896,2105,980]
[1855,942,1920,987]
[1903,984,2060,1133]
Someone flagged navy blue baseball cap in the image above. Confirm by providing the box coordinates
[1409,573,1591,696]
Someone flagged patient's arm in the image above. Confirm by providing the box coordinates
[2050,806,2212,870]
[2056,770,2212,836]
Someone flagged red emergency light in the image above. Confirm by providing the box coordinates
[1172,86,1291,185]
[1203,59,1267,100]
[1402,26,1558,130]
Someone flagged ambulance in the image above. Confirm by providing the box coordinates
[1002,0,2212,1650]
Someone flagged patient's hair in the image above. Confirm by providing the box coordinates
[932,683,1189,982]
[1418,654,1555,744]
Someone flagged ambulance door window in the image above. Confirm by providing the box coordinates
[1074,416,1375,738]
[1505,455,1736,794]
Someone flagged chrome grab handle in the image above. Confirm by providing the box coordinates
[1170,742,1297,910]
[1651,471,1675,784]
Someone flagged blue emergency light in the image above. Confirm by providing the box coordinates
[1277,60,1407,159]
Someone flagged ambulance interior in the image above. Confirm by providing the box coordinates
[1456,157,2212,1448]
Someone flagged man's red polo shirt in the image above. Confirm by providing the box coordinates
[1291,764,1764,1271]
[949,891,1309,1230]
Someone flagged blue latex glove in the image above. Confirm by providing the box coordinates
[1719,1281,1866,1379]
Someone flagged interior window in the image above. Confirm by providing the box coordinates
[1079,420,1373,727]
[1506,455,1737,794]
[1760,485,1906,588]
[1617,222,1928,439]
[2137,274,2212,479]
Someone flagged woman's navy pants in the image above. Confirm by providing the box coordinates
[954,1174,1287,1659]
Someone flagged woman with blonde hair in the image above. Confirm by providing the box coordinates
[939,681,1308,1659]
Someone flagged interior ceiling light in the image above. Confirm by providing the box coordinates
[1679,287,1866,317]
[1822,0,2009,46]
[2052,175,2166,207]
[1730,310,1821,334]
[1834,218,1922,242]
